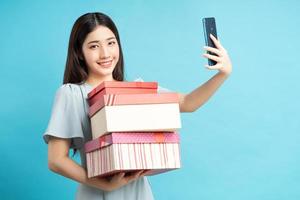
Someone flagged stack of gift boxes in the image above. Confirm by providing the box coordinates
[84,81,182,178]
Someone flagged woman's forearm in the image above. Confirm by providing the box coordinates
[180,72,229,112]
[48,137,145,192]
[49,154,113,191]
[48,138,113,191]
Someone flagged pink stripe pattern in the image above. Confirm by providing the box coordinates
[86,143,181,178]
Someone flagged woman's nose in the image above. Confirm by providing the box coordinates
[99,46,109,59]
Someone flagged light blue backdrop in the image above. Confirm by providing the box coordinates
[1,0,299,199]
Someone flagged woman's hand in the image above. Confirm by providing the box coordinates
[178,34,233,112]
[108,171,145,191]
[203,34,232,76]
[89,170,146,192]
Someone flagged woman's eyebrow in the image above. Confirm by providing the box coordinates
[87,37,116,45]
[106,37,116,41]
[87,40,100,44]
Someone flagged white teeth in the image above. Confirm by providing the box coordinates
[98,60,112,66]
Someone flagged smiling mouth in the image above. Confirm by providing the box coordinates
[97,60,113,68]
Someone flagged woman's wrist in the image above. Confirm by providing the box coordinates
[218,69,231,78]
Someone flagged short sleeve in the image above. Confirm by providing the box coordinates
[43,84,85,149]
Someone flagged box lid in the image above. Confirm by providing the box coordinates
[85,132,180,153]
[89,93,179,117]
[88,81,158,99]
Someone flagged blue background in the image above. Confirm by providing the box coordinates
[1,0,300,199]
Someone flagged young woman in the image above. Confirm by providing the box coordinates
[43,12,232,200]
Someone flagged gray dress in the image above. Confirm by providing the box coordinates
[43,82,161,200]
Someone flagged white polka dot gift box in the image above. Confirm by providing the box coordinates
[85,132,181,178]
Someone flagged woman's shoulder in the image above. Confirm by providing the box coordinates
[56,83,83,94]
[54,83,85,100]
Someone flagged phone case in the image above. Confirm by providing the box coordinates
[202,17,218,66]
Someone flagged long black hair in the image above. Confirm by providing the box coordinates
[63,12,124,84]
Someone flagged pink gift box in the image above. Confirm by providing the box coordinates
[85,132,181,178]
[89,93,180,117]
[88,81,158,106]
[85,132,180,152]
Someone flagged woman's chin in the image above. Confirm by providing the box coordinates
[94,68,115,77]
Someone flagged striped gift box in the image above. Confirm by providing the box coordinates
[88,81,158,106]
[85,132,181,178]
[89,93,180,117]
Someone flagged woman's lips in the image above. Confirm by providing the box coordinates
[98,60,113,68]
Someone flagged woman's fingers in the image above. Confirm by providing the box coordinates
[202,35,232,75]
[209,34,225,51]
[205,64,222,70]
[112,172,125,181]
[140,170,150,176]
[203,53,221,62]
[124,170,143,183]
[108,172,125,190]
[107,170,145,191]
[203,46,221,56]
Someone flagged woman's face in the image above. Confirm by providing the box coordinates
[82,25,120,80]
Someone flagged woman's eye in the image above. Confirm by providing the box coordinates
[108,41,116,46]
[90,45,98,49]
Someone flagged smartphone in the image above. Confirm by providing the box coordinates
[202,17,218,66]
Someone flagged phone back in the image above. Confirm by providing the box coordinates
[202,17,218,65]
[203,17,218,48]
